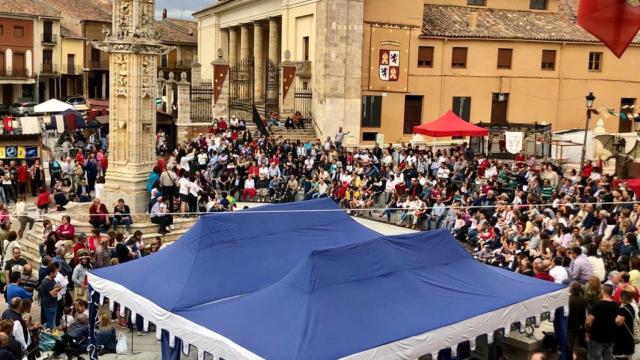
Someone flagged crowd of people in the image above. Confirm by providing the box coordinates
[0,114,639,359]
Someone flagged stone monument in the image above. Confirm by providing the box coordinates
[93,0,172,214]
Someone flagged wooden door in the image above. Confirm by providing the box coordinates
[403,95,423,134]
[13,53,25,77]
[491,93,509,125]
[67,54,75,74]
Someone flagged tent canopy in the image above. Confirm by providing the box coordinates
[89,199,381,312]
[34,99,74,113]
[413,110,488,137]
[172,230,566,359]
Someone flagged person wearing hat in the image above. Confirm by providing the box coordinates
[72,234,89,266]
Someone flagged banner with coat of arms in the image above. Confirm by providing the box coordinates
[379,49,400,82]
[505,132,524,155]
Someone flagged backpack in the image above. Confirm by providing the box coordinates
[624,303,640,344]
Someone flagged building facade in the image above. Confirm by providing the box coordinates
[156,16,198,81]
[0,0,64,105]
[195,0,640,145]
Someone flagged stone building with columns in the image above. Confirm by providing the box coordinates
[195,0,640,146]
[193,0,363,145]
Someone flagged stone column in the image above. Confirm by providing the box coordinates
[240,24,250,61]
[176,72,191,144]
[228,27,238,65]
[101,72,107,99]
[191,57,201,86]
[165,72,176,114]
[268,18,280,63]
[157,70,165,110]
[212,48,230,119]
[240,24,250,99]
[254,22,264,101]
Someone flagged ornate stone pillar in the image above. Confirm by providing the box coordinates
[101,73,107,99]
[93,0,174,213]
[165,72,176,113]
[254,22,264,101]
[268,18,280,63]
[228,27,238,65]
[212,48,230,119]
[176,72,191,144]
[279,50,296,118]
[190,57,201,86]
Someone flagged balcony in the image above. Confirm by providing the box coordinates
[90,60,109,70]
[0,67,29,78]
[42,33,58,45]
[62,64,83,75]
[295,61,312,77]
[40,63,58,74]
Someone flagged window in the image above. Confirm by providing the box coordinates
[467,0,486,5]
[619,98,636,132]
[418,46,434,68]
[0,25,4,36]
[491,93,509,125]
[497,48,513,69]
[452,97,471,121]
[451,47,468,69]
[14,26,24,38]
[588,52,602,71]
[530,0,548,10]
[404,96,423,134]
[302,36,309,61]
[362,95,382,128]
[541,50,556,70]
[91,48,101,62]
[362,132,378,142]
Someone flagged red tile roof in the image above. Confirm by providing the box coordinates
[0,0,60,18]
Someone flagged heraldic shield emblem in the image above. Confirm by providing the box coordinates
[379,49,400,81]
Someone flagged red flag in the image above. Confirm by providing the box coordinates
[577,0,640,57]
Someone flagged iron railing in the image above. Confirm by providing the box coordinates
[190,83,214,123]
[40,63,58,74]
[42,33,58,44]
[90,60,109,69]
[63,64,83,75]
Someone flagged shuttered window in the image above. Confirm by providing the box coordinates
[418,46,434,68]
[362,96,382,128]
[497,48,512,69]
[541,50,556,70]
[451,47,468,69]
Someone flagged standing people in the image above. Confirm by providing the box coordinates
[29,160,45,197]
[39,265,61,330]
[16,161,28,197]
[586,284,619,360]
[613,286,636,360]
[334,127,350,151]
[159,167,178,213]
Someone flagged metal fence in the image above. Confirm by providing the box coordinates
[294,88,313,119]
[190,83,214,123]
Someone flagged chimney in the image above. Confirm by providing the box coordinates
[162,8,168,19]
[467,11,478,31]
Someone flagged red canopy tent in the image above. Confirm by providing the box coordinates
[413,110,488,137]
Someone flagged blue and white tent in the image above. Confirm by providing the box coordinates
[88,200,567,359]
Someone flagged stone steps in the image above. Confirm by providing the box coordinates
[19,214,196,267]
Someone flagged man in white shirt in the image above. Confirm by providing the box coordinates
[549,257,569,284]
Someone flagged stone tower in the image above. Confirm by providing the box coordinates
[93,0,172,214]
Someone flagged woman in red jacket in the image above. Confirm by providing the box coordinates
[17,161,29,196]
[89,198,110,232]
[35,187,51,216]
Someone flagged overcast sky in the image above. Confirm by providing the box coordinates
[155,0,215,19]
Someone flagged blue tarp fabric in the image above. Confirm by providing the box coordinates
[90,198,381,311]
[174,230,566,359]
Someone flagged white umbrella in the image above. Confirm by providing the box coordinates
[34,99,74,113]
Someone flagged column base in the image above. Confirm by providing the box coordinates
[103,170,151,215]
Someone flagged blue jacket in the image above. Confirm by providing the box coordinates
[6,283,32,301]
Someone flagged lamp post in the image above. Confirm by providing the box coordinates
[579,92,596,176]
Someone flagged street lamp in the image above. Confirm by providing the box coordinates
[579,92,596,176]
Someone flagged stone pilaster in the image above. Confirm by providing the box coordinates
[165,72,176,113]
[229,27,238,65]
[254,22,264,100]
[313,0,364,145]
[176,72,191,144]
[157,70,165,110]
[190,57,201,86]
[268,18,280,63]
[280,50,296,118]
[212,49,229,119]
